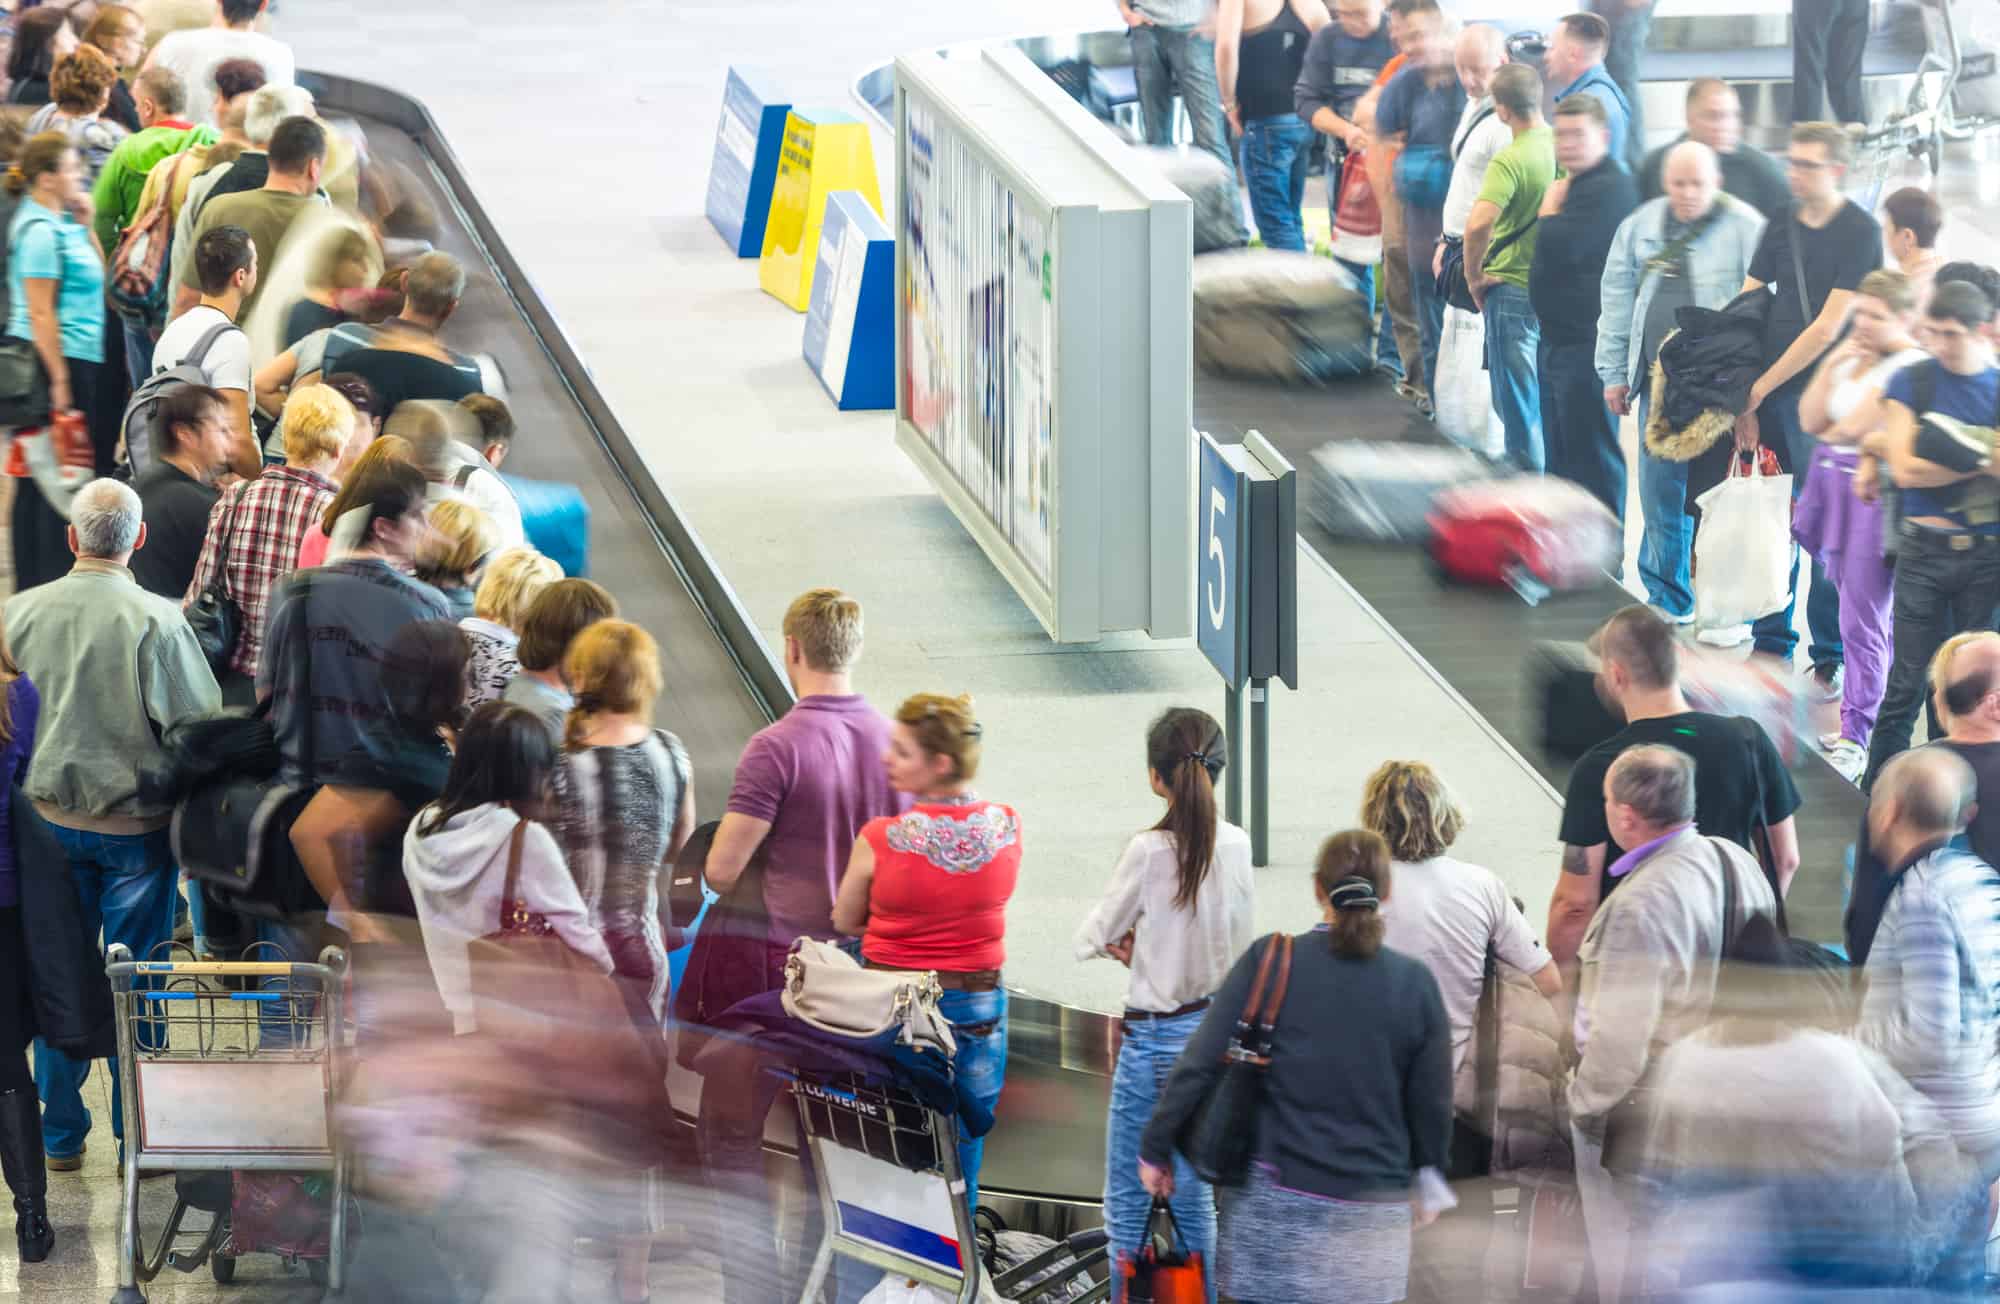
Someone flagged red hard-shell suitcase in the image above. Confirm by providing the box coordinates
[1426,476,1619,596]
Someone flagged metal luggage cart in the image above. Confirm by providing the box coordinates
[790,1068,1109,1303]
[1856,0,2000,186]
[104,942,349,1304]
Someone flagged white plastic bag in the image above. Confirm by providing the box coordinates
[1692,453,1794,627]
[859,1276,1003,1304]
[1434,304,1504,460]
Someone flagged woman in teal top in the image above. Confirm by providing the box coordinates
[5,131,106,592]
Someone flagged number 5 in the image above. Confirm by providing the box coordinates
[1205,487,1227,631]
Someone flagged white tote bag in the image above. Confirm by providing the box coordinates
[1434,305,1504,460]
[1692,452,1795,628]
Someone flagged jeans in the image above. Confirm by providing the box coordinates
[122,317,154,392]
[1106,1009,1216,1304]
[1793,0,1871,124]
[1636,392,1695,617]
[1572,1122,1652,1303]
[1130,24,1246,242]
[1863,531,2000,786]
[1335,252,1399,381]
[938,986,1007,1211]
[1241,116,1311,252]
[1482,283,1543,471]
[1405,205,1446,397]
[1749,385,1844,665]
[1541,333,1624,521]
[1593,0,1656,170]
[34,824,178,1160]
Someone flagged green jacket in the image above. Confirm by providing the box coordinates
[3,559,220,832]
[91,121,217,251]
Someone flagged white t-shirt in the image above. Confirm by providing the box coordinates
[1072,824,1256,1013]
[1381,854,1551,1075]
[150,304,251,393]
[1443,99,1511,240]
[1829,346,1927,425]
[147,28,296,127]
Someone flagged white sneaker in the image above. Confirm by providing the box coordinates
[1696,623,1752,648]
[1819,730,1846,752]
[1647,605,1696,627]
[1825,738,1868,784]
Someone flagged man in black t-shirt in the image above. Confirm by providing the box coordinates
[1734,122,1882,689]
[1547,606,1802,966]
[130,385,234,601]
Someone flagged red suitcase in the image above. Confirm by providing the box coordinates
[1426,476,1620,600]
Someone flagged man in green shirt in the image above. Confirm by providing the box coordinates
[91,67,216,252]
[1463,63,1556,470]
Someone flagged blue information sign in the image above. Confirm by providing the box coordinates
[1196,432,1249,688]
[705,67,791,258]
[802,192,894,411]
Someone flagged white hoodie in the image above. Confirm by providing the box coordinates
[403,801,613,1034]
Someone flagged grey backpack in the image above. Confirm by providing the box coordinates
[118,318,239,479]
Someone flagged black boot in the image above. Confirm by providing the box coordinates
[0,1087,53,1262]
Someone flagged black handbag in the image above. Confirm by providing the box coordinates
[1437,219,1535,315]
[0,335,47,428]
[1177,932,1292,1187]
[185,482,245,673]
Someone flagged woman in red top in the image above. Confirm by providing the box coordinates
[834,692,1020,1206]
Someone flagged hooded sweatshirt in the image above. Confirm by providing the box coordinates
[403,801,612,1034]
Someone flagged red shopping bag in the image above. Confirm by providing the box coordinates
[1120,1199,1206,1304]
[1335,148,1380,240]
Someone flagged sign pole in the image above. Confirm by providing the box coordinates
[1250,678,1270,867]
[1224,682,1244,827]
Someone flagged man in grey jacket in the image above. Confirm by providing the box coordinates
[4,479,221,1170]
[1568,743,1777,1303]
[1596,141,1765,623]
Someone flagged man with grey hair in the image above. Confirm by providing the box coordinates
[2,479,220,1171]
[1568,741,1777,1302]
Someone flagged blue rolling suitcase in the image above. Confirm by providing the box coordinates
[499,473,590,577]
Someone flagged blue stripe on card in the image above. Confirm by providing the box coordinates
[835,1202,962,1273]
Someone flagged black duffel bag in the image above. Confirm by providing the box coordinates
[1528,641,1624,760]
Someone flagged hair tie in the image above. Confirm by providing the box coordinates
[572,691,602,713]
[1329,876,1379,912]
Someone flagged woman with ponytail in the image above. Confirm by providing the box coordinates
[1073,706,1253,1298]
[1140,829,1454,1304]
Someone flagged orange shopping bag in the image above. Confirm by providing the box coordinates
[1120,1198,1206,1304]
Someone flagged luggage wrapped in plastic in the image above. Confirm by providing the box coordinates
[1309,441,1490,543]
[1192,249,1372,384]
[1139,146,1241,253]
[1426,475,1620,593]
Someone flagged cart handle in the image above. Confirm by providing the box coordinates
[139,991,283,1001]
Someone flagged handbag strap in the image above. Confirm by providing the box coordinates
[208,481,245,594]
[1787,216,1815,328]
[1230,932,1283,1048]
[501,817,527,916]
[1481,215,1536,268]
[1252,933,1293,1031]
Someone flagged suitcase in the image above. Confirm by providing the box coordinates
[498,473,590,578]
[1310,441,1491,543]
[1192,250,1372,384]
[1528,641,1624,760]
[1141,147,1242,254]
[1426,476,1620,598]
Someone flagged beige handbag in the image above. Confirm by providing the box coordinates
[780,937,957,1056]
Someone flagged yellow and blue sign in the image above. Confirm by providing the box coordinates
[801,192,893,411]
[759,110,881,312]
[705,67,791,258]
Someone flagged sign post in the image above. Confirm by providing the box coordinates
[1194,431,1298,866]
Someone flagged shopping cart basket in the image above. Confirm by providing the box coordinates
[104,942,349,1304]
[789,1067,1109,1302]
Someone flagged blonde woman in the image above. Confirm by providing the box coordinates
[419,496,497,622]
[461,547,561,709]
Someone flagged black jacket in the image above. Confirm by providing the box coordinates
[1529,157,1639,344]
[18,787,116,1060]
[1655,287,1771,431]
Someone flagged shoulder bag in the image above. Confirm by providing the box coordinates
[779,936,956,1055]
[1177,931,1293,1187]
[468,819,605,995]
[0,211,54,427]
[671,832,779,1069]
[1438,218,1537,314]
[185,483,245,673]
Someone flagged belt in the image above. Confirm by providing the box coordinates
[868,964,1001,992]
[1899,522,2000,551]
[1121,998,1213,1025]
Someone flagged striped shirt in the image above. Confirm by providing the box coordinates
[1857,843,2000,1170]
[182,464,337,678]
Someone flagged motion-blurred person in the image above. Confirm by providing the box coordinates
[141,0,290,127]
[1796,269,1925,779]
[1598,141,1765,624]
[461,547,559,710]
[148,222,256,473]
[183,111,319,320]
[1540,12,1629,163]
[7,134,109,593]
[1735,122,1881,679]
[4,9,75,109]
[1365,760,1556,1303]
[835,693,1020,1207]
[1216,0,1325,252]
[0,640,56,1263]
[6,477,220,1171]
[293,429,408,566]
[1862,279,2000,785]
[1074,708,1252,1299]
[1371,0,1464,400]
[1567,744,1778,1303]
[1882,185,1945,308]
[1532,92,1638,518]
[1359,9,1419,394]
[89,64,208,253]
[1856,746,2000,1286]
[1548,606,1799,967]
[26,43,127,184]
[500,577,616,736]
[1296,0,1396,346]
[1637,79,1788,218]
[129,381,230,598]
[83,5,147,133]
[457,391,512,469]
[1142,829,1452,1304]
[328,255,484,413]
[387,397,523,550]
[1793,0,1868,126]
[182,380,345,700]
[1461,63,1551,471]
[417,496,495,622]
[1429,24,1509,455]
[1118,0,1244,244]
[280,220,375,344]
[1587,0,1652,171]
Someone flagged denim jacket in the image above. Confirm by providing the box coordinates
[1595,193,1767,393]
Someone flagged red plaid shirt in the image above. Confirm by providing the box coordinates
[183,465,337,678]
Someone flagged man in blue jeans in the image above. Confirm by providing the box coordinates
[1120,0,1247,245]
[0,479,220,1169]
[1218,0,1330,252]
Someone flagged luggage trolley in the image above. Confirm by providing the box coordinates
[104,942,350,1304]
[1857,0,2000,183]
[790,1068,1110,1302]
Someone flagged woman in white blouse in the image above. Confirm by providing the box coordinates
[1075,708,1254,1299]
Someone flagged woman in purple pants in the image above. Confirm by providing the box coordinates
[1795,268,1927,782]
